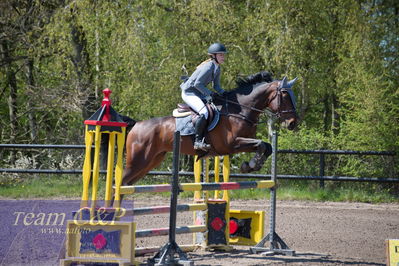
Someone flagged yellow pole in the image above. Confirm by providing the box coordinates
[222,155,230,244]
[91,125,102,219]
[222,155,230,201]
[114,127,126,208]
[214,156,220,199]
[204,157,210,201]
[193,155,203,246]
[81,126,94,209]
[104,132,116,208]
[193,156,201,200]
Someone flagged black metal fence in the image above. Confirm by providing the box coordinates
[0,144,397,184]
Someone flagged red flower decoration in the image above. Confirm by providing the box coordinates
[92,233,107,250]
[229,219,239,235]
[210,217,224,231]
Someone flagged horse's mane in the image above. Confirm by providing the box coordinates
[229,71,273,95]
[235,71,273,88]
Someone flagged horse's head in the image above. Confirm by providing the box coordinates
[268,77,298,130]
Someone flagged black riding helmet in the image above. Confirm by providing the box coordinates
[208,43,227,64]
[208,42,227,54]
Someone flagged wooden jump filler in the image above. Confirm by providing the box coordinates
[386,239,399,266]
[193,156,266,249]
[61,88,139,266]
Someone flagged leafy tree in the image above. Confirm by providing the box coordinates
[0,0,397,179]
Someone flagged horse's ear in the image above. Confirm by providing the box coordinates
[286,77,298,88]
[280,76,287,88]
[280,76,298,88]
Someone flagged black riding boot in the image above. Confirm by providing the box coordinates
[194,115,211,151]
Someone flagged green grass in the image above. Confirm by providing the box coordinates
[1,174,398,204]
[276,186,399,203]
[0,174,84,198]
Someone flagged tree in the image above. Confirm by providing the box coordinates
[0,0,397,178]
[0,0,63,146]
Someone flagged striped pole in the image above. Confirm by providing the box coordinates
[136,225,207,238]
[119,180,275,194]
[182,180,275,192]
[135,245,197,256]
[120,184,171,194]
[125,203,207,216]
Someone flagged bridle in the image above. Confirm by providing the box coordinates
[216,81,297,126]
[269,86,297,118]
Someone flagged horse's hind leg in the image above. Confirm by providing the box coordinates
[123,150,168,185]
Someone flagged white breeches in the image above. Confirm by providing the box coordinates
[181,92,209,119]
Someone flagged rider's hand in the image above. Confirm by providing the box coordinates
[204,94,213,103]
[211,92,218,100]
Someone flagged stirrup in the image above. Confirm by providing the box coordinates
[194,140,211,151]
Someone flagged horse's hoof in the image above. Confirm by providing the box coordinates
[249,159,257,169]
[240,162,251,173]
[252,165,262,171]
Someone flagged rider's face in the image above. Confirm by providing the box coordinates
[215,53,225,64]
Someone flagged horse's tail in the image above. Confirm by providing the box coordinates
[120,114,136,132]
[100,114,136,169]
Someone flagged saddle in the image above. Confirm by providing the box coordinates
[173,103,216,125]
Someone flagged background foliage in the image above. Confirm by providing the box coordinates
[0,0,398,184]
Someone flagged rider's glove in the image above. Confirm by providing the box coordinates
[204,94,213,103]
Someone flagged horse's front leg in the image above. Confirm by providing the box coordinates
[232,137,272,173]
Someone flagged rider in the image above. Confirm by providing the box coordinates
[180,42,227,151]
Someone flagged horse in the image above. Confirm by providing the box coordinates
[122,72,298,185]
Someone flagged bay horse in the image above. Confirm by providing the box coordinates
[123,72,298,185]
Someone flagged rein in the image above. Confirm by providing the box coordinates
[217,97,275,126]
[222,97,275,117]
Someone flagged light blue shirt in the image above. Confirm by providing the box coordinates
[180,60,224,98]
